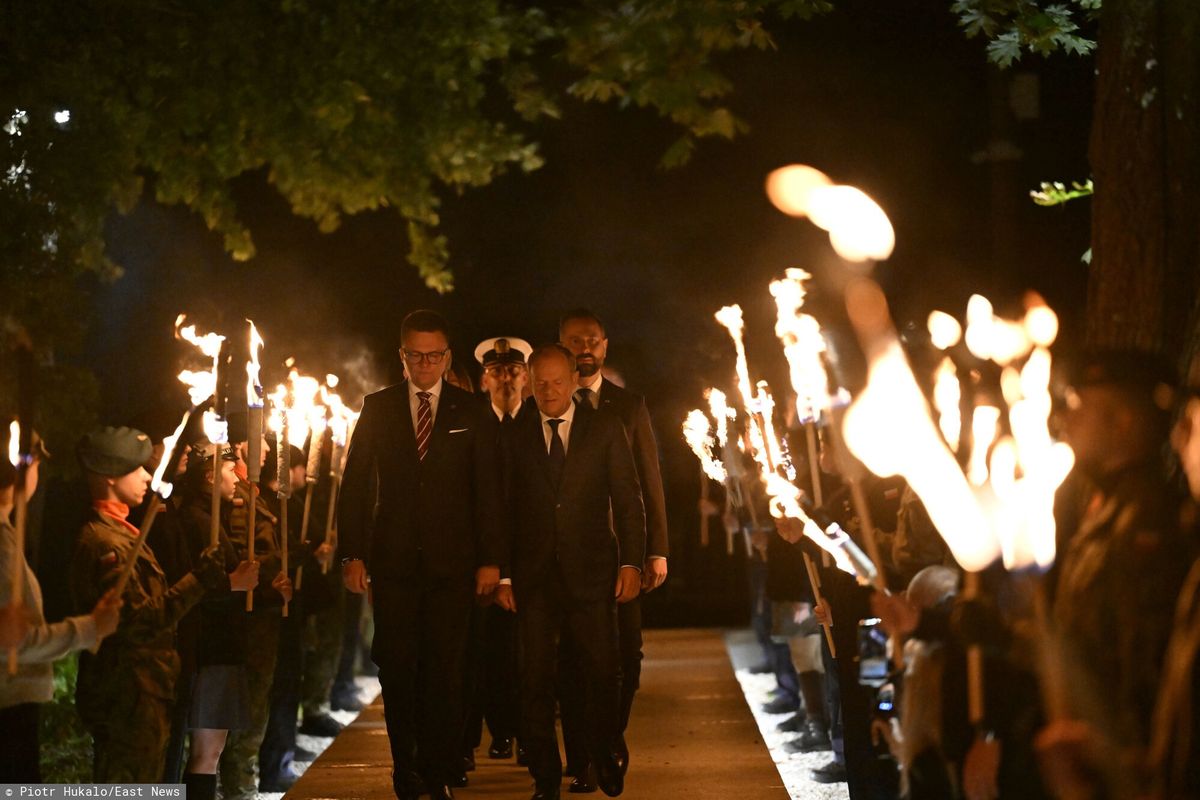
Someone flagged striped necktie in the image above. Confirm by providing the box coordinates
[416,391,433,461]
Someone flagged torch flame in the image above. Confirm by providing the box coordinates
[842,336,999,572]
[846,285,1072,572]
[201,409,228,446]
[933,357,962,451]
[683,410,726,482]
[7,420,19,467]
[928,310,963,350]
[150,413,190,499]
[705,388,735,448]
[765,165,895,262]
[176,316,225,406]
[770,268,831,424]
[246,320,265,409]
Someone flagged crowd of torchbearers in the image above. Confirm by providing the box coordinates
[5,167,1200,800]
[684,265,1200,799]
[0,315,376,799]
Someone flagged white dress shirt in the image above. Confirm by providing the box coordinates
[576,372,603,408]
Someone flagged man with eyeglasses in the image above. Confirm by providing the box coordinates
[556,308,668,792]
[337,310,504,800]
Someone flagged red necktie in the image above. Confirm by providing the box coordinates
[416,391,433,461]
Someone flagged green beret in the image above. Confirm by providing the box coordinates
[77,426,153,476]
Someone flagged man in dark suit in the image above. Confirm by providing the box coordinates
[338,310,503,800]
[494,345,645,800]
[556,309,668,791]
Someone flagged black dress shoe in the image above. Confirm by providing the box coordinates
[775,711,807,733]
[427,783,456,800]
[517,743,530,766]
[299,713,344,737]
[761,696,799,715]
[568,764,597,794]
[531,790,561,800]
[331,689,365,712]
[488,736,514,759]
[451,771,469,788]
[614,738,629,777]
[811,760,848,784]
[783,720,832,754]
[595,753,623,798]
[462,751,476,772]
[391,770,423,800]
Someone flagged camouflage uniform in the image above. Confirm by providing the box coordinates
[69,508,220,782]
[1053,465,1194,747]
[219,478,282,800]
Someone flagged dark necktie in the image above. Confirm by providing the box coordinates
[576,387,596,409]
[547,418,566,486]
[416,391,433,461]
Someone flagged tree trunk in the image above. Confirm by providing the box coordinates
[1088,0,1200,379]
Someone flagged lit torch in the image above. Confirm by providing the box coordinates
[713,304,869,578]
[769,268,838,654]
[321,377,354,572]
[288,371,323,593]
[244,321,264,611]
[176,317,227,555]
[6,421,24,675]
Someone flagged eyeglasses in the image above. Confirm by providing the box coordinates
[402,348,449,365]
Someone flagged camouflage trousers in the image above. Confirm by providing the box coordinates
[301,587,344,717]
[219,610,281,800]
[87,691,173,783]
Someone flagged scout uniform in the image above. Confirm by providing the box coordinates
[69,427,224,782]
[219,446,284,800]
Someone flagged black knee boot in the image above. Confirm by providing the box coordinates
[183,772,217,800]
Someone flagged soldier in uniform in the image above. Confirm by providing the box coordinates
[69,426,226,783]
[219,415,293,800]
[1038,352,1195,798]
[460,337,530,773]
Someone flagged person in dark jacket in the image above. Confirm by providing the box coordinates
[175,444,262,800]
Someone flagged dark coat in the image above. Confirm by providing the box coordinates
[596,378,669,559]
[337,380,504,581]
[505,401,646,602]
[177,492,245,668]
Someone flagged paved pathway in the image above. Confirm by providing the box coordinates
[285,628,791,799]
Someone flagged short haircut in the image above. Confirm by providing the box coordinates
[528,343,577,374]
[558,308,606,338]
[401,309,450,342]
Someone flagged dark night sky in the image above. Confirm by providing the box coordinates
[88,0,1094,620]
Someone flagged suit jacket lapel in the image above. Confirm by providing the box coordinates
[529,413,554,489]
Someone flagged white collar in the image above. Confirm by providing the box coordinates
[579,371,603,396]
[539,397,578,427]
[409,378,443,401]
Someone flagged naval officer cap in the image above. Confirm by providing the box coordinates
[77,426,153,476]
[474,337,532,368]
